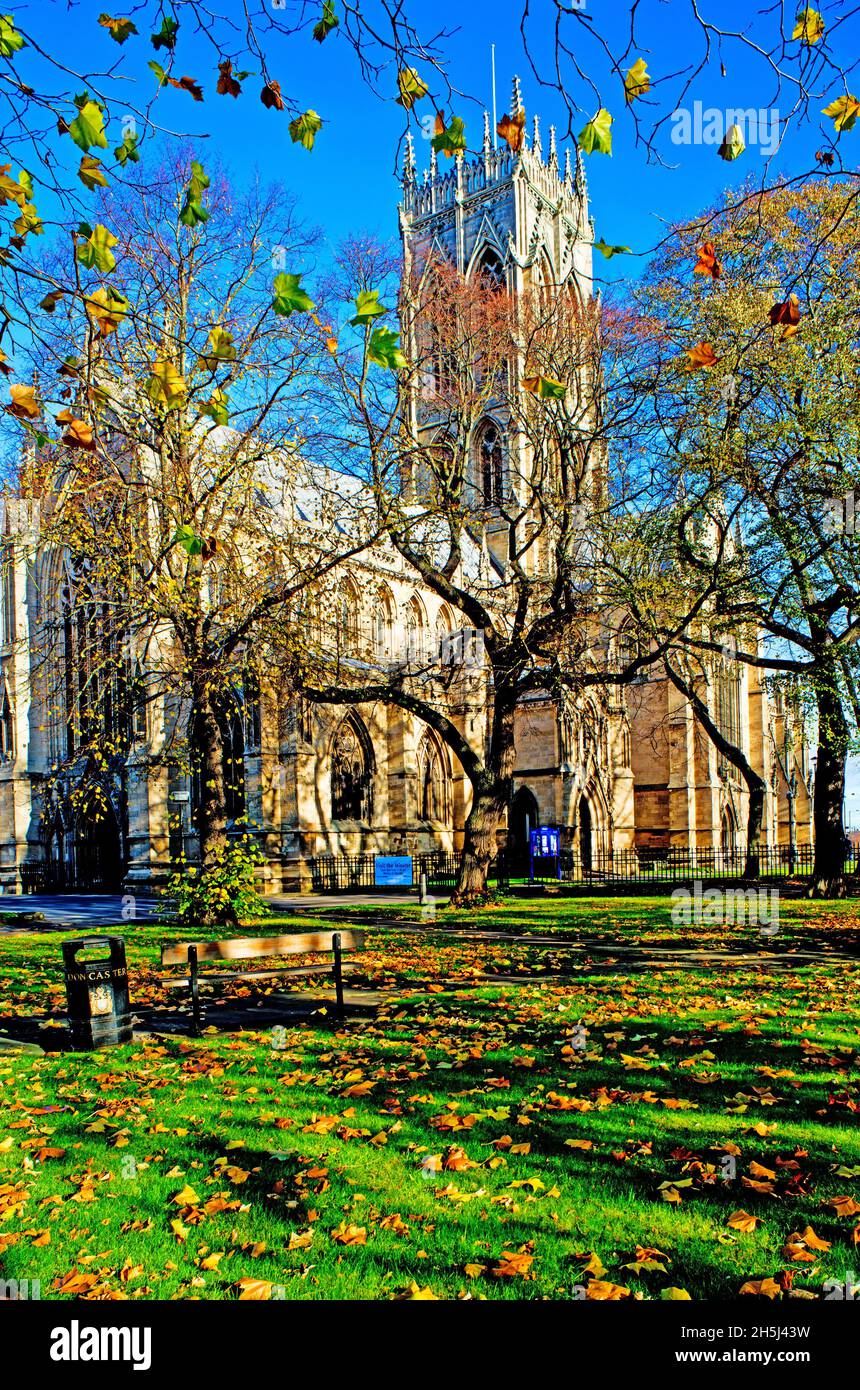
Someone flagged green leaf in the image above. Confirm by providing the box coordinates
[199,388,229,426]
[173,524,203,556]
[198,326,236,369]
[68,99,109,153]
[272,272,315,316]
[13,203,42,237]
[523,374,567,400]
[114,132,140,166]
[578,109,613,156]
[149,59,169,87]
[718,122,746,160]
[367,326,407,371]
[179,161,210,226]
[623,58,650,103]
[98,14,138,44]
[822,94,860,133]
[289,110,323,150]
[78,155,108,190]
[593,237,631,259]
[397,67,429,110]
[0,15,25,57]
[147,359,187,410]
[76,223,119,273]
[151,16,178,51]
[349,289,386,327]
[17,169,33,199]
[431,115,467,156]
[313,0,338,42]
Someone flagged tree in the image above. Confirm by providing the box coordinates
[12,155,371,914]
[285,250,663,904]
[633,180,860,895]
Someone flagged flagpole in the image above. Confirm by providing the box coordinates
[491,44,497,149]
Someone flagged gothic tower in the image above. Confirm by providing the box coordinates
[398,77,596,568]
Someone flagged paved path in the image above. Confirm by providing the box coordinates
[0,891,419,932]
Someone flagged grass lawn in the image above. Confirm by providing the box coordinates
[0,895,858,1301]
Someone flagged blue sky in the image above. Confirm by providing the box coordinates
[10,0,860,814]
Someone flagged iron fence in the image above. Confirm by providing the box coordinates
[525,842,838,885]
[307,850,509,893]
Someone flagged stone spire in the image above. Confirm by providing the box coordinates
[564,148,573,187]
[429,143,438,180]
[575,144,588,202]
[482,109,492,156]
[402,128,416,184]
[532,114,541,158]
[511,74,523,117]
[548,124,558,170]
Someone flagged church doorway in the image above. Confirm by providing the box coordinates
[721,807,737,860]
[578,797,593,872]
[74,798,124,892]
[509,786,539,872]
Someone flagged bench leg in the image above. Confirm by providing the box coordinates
[189,945,202,1037]
[332,933,345,1020]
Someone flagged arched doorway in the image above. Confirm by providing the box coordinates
[509,786,539,872]
[75,798,124,891]
[721,806,737,860]
[578,797,593,872]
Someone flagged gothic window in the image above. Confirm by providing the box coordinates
[474,245,505,290]
[0,543,14,646]
[243,666,262,750]
[477,419,504,506]
[435,604,454,663]
[373,586,395,661]
[406,596,427,665]
[418,730,451,823]
[131,661,148,743]
[331,713,374,821]
[297,696,313,745]
[338,581,361,657]
[0,684,13,761]
[716,663,742,749]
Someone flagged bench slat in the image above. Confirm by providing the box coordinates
[161,930,363,966]
[162,963,337,988]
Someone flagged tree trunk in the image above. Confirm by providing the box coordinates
[451,701,517,907]
[189,674,236,925]
[744,780,766,879]
[810,676,848,898]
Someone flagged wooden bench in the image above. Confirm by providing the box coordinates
[160,930,364,1035]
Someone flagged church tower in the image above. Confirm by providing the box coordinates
[398,77,597,567]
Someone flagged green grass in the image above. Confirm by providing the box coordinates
[0,895,858,1301]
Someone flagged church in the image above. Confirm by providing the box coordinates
[0,81,813,894]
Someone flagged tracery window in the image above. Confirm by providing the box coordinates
[331,713,374,821]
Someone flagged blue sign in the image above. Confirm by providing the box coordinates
[374,855,414,887]
[530,826,560,859]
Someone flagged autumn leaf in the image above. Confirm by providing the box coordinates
[236,1279,275,1300]
[289,110,323,150]
[179,162,210,227]
[216,60,242,98]
[393,1281,438,1300]
[497,109,526,153]
[579,110,613,156]
[76,222,118,274]
[523,374,566,399]
[272,272,315,317]
[684,341,720,371]
[171,1183,201,1206]
[0,14,25,56]
[718,123,746,160]
[793,7,825,42]
[330,1221,367,1245]
[78,154,108,190]
[114,132,140,166]
[825,1194,860,1218]
[769,293,801,338]
[7,383,40,419]
[694,242,722,278]
[431,113,467,158]
[56,410,95,451]
[396,67,428,109]
[491,1250,534,1278]
[822,94,860,133]
[739,1277,782,1299]
[586,1279,631,1300]
[85,285,128,335]
[624,58,650,103]
[198,325,237,369]
[147,359,187,411]
[727,1209,762,1233]
[68,98,108,153]
[261,81,285,111]
[661,1287,692,1300]
[98,14,137,44]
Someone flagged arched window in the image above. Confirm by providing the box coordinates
[406,596,427,665]
[338,581,361,657]
[477,420,504,506]
[418,730,451,823]
[474,245,505,289]
[331,713,374,821]
[1,541,14,645]
[190,694,246,826]
[0,684,13,762]
[435,604,454,663]
[721,806,737,857]
[373,586,395,661]
[716,662,742,748]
